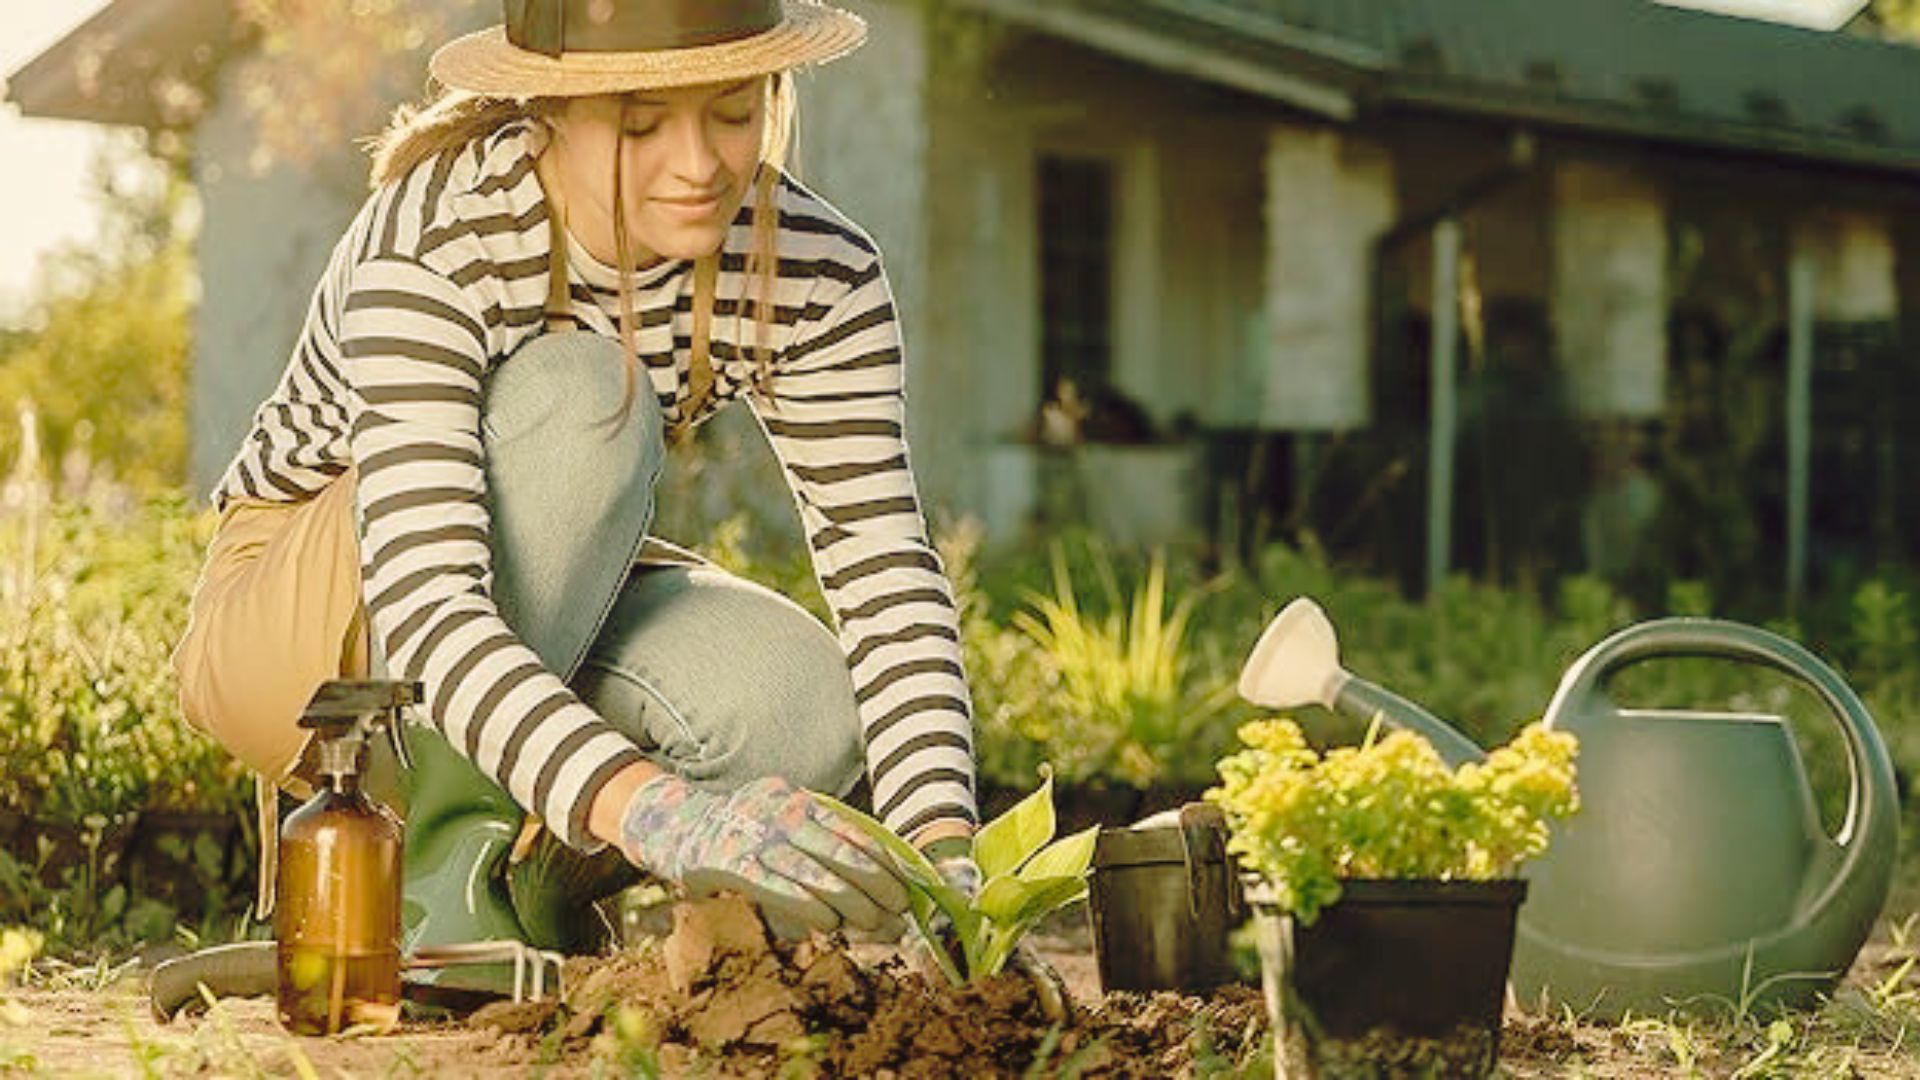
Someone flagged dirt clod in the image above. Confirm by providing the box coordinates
[663,891,769,993]
[477,896,1270,1077]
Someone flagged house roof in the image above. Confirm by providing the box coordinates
[14,0,1920,174]
[963,0,1920,175]
[3,0,235,128]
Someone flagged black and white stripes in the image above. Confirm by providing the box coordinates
[211,119,977,848]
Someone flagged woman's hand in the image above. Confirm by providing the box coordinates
[618,774,911,941]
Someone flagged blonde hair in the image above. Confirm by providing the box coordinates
[365,74,798,436]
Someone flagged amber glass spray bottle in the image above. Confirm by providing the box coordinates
[274,680,418,1035]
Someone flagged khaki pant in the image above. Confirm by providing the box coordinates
[171,465,370,789]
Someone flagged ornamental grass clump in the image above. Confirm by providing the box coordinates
[1208,718,1579,923]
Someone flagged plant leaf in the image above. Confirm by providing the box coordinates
[974,774,1057,879]
[1010,876,1090,926]
[974,878,1090,977]
[811,793,945,890]
[813,792,977,979]
[976,876,1033,924]
[1016,825,1098,882]
[977,874,1088,926]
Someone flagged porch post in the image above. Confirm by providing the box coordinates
[1786,248,1814,605]
[1785,210,1899,602]
[1427,219,1463,595]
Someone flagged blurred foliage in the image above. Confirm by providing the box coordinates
[948,527,1250,792]
[694,510,1920,837]
[0,443,251,957]
[230,0,485,187]
[1005,545,1235,788]
[0,145,194,493]
[1868,0,1920,38]
[0,475,1917,952]
[0,473,245,826]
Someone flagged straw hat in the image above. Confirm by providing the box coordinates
[431,0,868,98]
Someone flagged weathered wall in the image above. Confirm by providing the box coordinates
[1551,159,1670,418]
[1260,126,1396,430]
[1795,209,1899,324]
[1156,120,1266,429]
[189,68,364,501]
[918,30,1275,537]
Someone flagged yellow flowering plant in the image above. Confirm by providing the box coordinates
[1208,718,1579,924]
[0,927,41,1027]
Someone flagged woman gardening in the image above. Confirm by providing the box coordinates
[172,0,1029,997]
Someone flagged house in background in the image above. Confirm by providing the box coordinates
[11,0,1920,601]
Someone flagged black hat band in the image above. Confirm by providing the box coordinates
[506,0,784,57]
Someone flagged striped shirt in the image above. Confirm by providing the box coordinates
[211,119,978,849]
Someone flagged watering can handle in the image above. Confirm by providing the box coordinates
[1546,618,1900,924]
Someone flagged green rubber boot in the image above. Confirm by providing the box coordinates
[506,826,642,955]
[380,722,529,998]
[373,722,638,999]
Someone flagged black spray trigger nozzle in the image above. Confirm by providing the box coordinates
[297,679,424,782]
[298,679,423,729]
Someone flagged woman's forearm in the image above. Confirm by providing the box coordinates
[587,758,669,849]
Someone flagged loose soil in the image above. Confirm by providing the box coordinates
[467,896,1267,1078]
[6,898,1919,1078]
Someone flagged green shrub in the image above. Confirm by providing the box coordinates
[0,489,246,824]
[1007,543,1236,788]
[0,483,251,956]
[0,149,193,492]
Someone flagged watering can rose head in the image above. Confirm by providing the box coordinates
[1206,718,1579,924]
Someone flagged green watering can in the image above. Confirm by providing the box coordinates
[1238,599,1901,1019]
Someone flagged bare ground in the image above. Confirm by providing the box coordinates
[5,906,1918,1079]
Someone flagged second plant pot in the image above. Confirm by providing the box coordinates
[1251,878,1527,1079]
[1087,803,1248,993]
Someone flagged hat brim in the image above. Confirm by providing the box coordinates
[429,1,866,98]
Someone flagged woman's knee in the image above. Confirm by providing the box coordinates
[483,334,664,468]
[572,566,864,795]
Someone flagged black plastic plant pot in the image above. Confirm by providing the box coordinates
[1087,803,1249,993]
[1251,878,1528,1079]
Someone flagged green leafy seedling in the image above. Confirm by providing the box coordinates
[815,772,1098,986]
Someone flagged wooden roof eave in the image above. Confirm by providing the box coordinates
[1382,75,1920,182]
[953,0,1367,121]
[4,0,235,130]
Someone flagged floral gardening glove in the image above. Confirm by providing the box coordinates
[915,838,1071,1022]
[620,774,911,941]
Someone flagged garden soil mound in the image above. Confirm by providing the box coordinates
[471,896,1267,1077]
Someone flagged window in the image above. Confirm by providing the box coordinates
[1038,154,1115,400]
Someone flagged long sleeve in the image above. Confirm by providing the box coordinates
[340,255,645,849]
[752,254,980,838]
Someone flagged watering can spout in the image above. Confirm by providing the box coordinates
[1336,675,1486,768]
[1237,598,1486,767]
